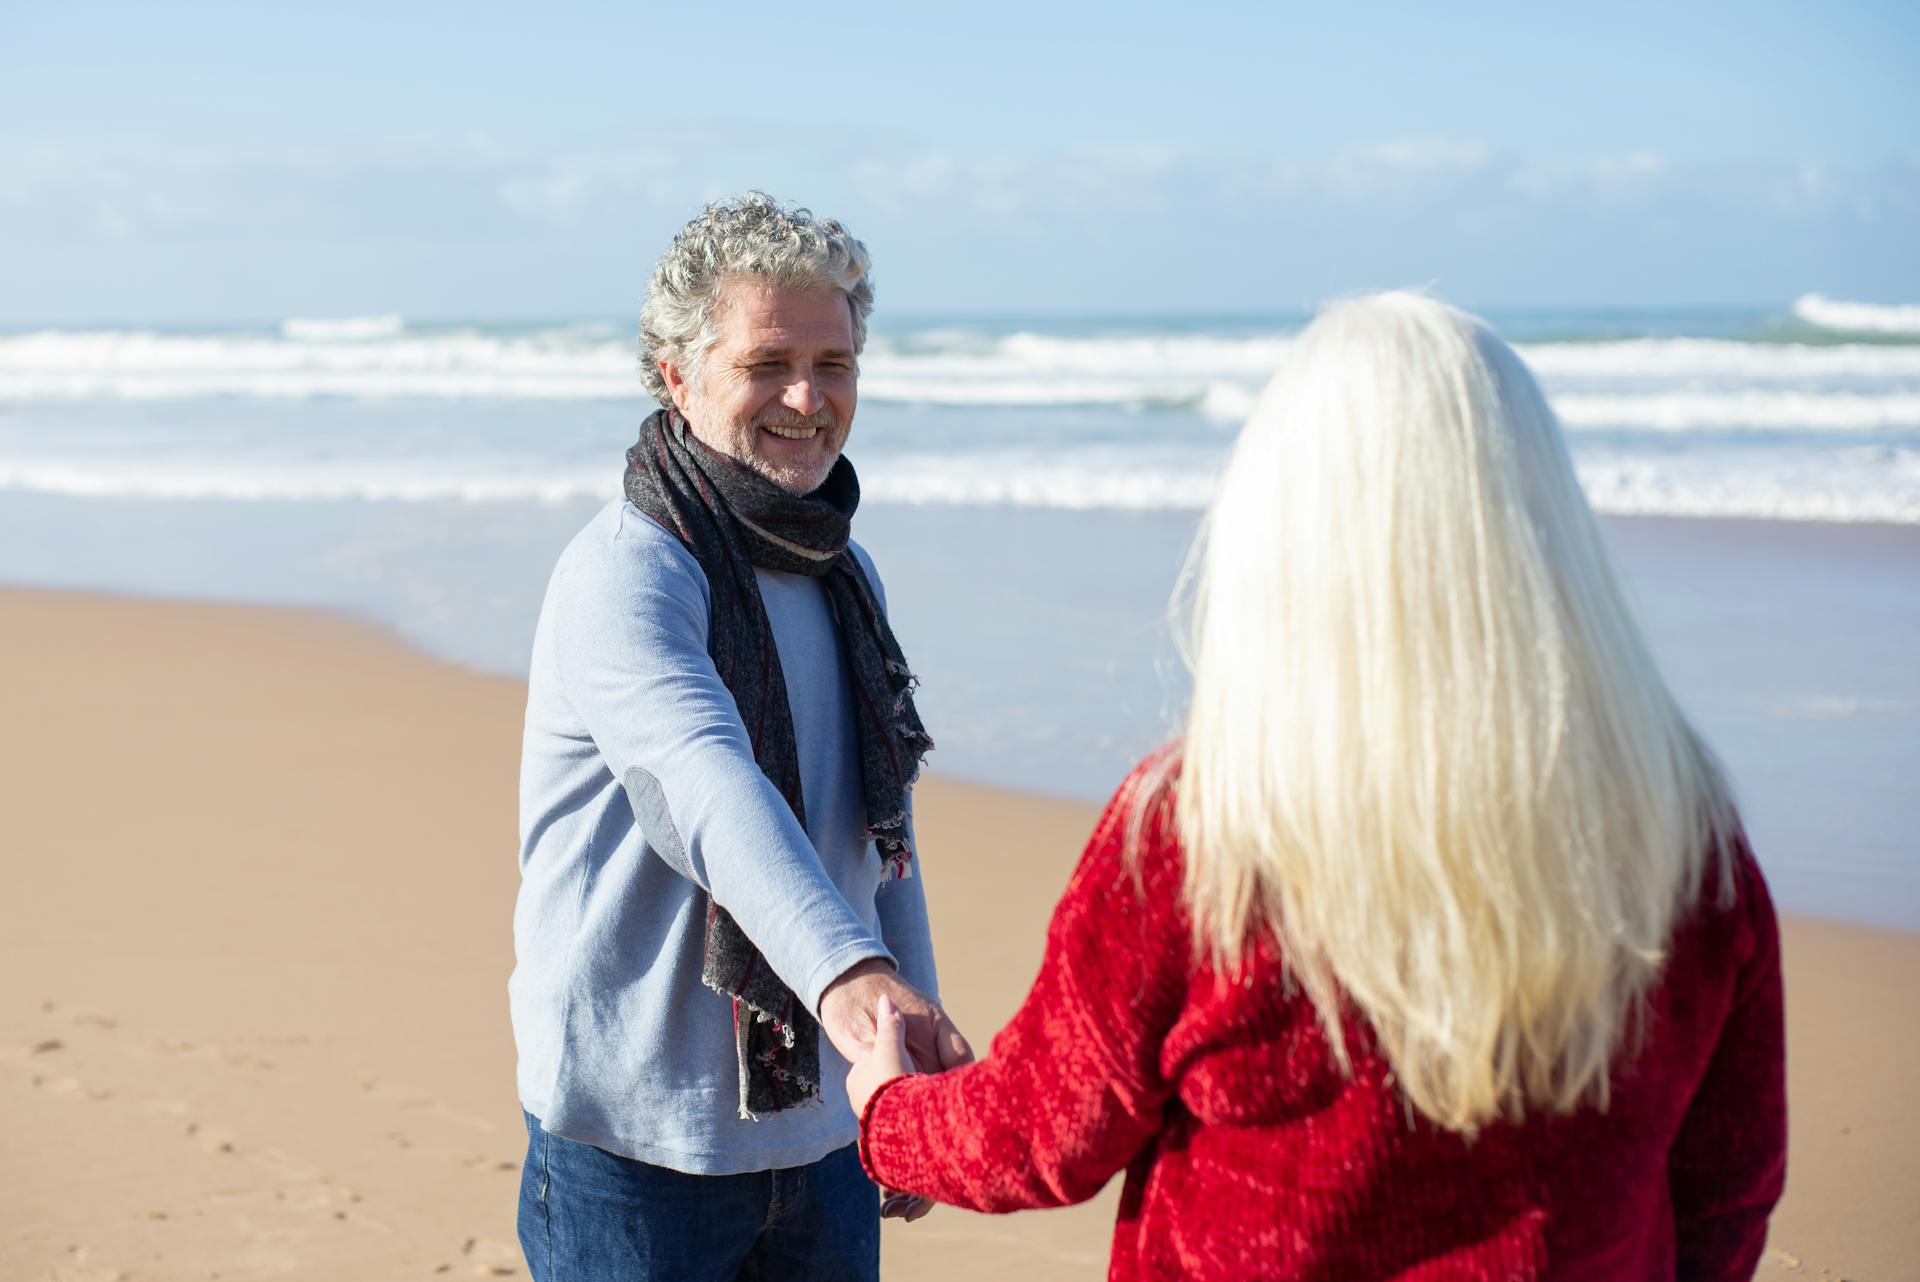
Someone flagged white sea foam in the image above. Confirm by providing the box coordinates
[1553,392,1920,431]
[883,332,1920,382]
[0,329,640,400]
[4,446,1914,524]
[1517,337,1920,379]
[0,459,615,505]
[10,332,1918,433]
[1768,695,1916,721]
[281,314,407,341]
[1792,294,1920,336]
[7,327,1920,414]
[1570,464,1920,524]
[861,455,1222,511]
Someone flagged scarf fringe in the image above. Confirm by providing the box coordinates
[627,410,929,1117]
[708,981,821,1121]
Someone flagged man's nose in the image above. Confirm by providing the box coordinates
[781,371,826,416]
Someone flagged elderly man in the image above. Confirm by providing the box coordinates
[511,193,968,1280]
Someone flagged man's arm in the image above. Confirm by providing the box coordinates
[551,525,890,1017]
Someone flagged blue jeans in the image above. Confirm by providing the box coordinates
[517,1112,880,1282]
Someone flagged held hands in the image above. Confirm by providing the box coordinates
[849,994,932,1222]
[819,959,973,1224]
[846,992,917,1117]
[817,958,973,1075]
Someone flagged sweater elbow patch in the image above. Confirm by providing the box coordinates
[620,766,696,883]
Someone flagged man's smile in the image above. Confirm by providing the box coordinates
[761,423,821,440]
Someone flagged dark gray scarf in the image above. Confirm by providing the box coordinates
[623,408,931,1119]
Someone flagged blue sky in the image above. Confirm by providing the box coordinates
[4,0,1916,321]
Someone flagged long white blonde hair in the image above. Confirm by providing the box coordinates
[1159,291,1734,1135]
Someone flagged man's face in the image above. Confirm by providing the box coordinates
[662,280,858,495]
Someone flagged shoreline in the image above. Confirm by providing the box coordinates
[2,586,1916,1280]
[7,548,1912,932]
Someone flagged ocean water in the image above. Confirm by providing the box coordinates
[1,296,1916,928]
[3,295,1918,522]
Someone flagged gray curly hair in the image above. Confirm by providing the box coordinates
[637,192,875,407]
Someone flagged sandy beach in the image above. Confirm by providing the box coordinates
[2,587,1914,1281]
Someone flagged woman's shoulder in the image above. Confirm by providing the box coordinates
[1060,747,1189,918]
[1670,819,1779,984]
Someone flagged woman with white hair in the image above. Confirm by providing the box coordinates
[846,293,1786,1279]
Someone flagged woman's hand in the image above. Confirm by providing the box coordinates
[847,992,916,1113]
[847,993,935,1221]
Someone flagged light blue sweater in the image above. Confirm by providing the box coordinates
[511,498,940,1175]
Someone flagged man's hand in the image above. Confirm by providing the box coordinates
[819,960,972,1228]
[818,958,973,1073]
[849,994,936,1222]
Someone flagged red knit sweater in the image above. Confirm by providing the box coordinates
[859,765,1786,1280]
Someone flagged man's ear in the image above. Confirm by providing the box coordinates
[660,359,692,416]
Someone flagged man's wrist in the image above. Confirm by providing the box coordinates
[802,941,896,1018]
[821,956,896,1008]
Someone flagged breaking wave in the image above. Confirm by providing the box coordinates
[281,314,408,342]
[6,328,1920,432]
[3,447,1915,524]
[1792,294,1920,336]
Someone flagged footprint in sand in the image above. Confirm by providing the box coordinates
[7,1030,112,1101]
[356,1072,498,1133]
[460,1154,521,1174]
[460,1236,522,1276]
[126,1035,218,1063]
[26,1071,113,1102]
[44,1244,124,1282]
[0,1035,71,1065]
[227,1217,303,1276]
[19,1006,404,1260]
[185,1121,240,1155]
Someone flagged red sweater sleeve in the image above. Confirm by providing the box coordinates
[858,769,1189,1213]
[1667,845,1788,1281]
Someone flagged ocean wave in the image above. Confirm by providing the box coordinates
[870,331,1296,378]
[0,460,616,504]
[1553,392,1920,431]
[876,331,1920,386]
[4,452,1914,524]
[7,344,1917,433]
[1768,695,1916,721]
[1792,294,1920,336]
[1517,337,1920,378]
[281,314,407,342]
[861,459,1221,510]
[1570,461,1920,524]
[8,327,1920,412]
[0,329,640,400]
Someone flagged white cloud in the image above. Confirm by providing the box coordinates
[2,132,1913,317]
[1338,137,1493,175]
[1507,150,1668,205]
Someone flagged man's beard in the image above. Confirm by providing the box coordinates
[743,407,844,493]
